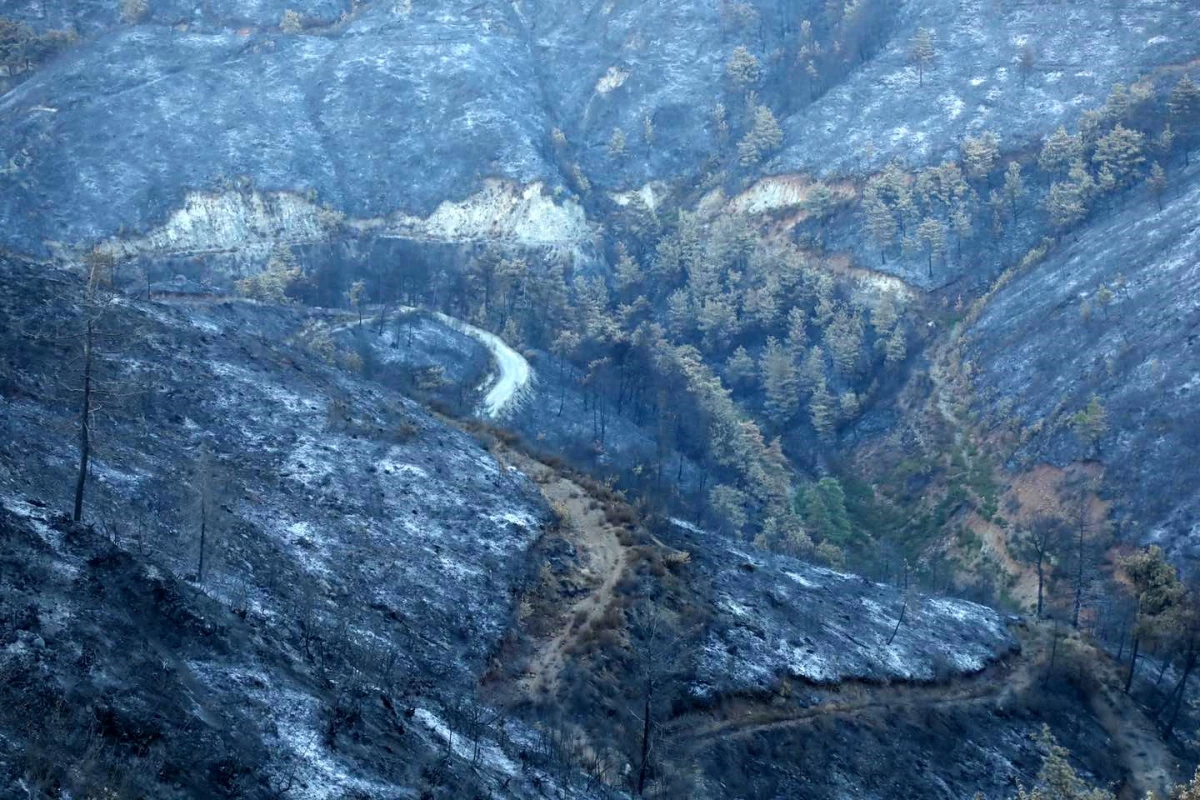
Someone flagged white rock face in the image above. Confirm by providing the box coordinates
[374,180,592,246]
[727,176,832,216]
[93,180,594,270]
[100,190,342,263]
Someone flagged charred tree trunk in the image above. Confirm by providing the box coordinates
[636,691,652,796]
[1125,634,1140,694]
[1035,553,1045,618]
[197,500,207,584]
[1163,647,1196,738]
[72,314,94,521]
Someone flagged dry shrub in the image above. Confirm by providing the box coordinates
[603,502,638,528]
[120,0,148,23]
[664,550,692,568]
[280,9,304,32]
[550,500,572,531]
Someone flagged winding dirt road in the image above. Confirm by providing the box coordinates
[424,310,531,419]
[330,308,532,418]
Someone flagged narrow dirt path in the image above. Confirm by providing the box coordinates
[1086,655,1177,799]
[502,451,631,697]
[669,620,1176,797]
[672,621,1046,747]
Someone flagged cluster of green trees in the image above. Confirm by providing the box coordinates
[436,211,911,560]
[859,73,1200,276]
[313,71,1198,568]
[234,28,1198,581]
[0,17,74,83]
[286,197,905,565]
[1116,546,1199,736]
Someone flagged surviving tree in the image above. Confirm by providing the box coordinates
[1120,545,1183,693]
[1167,74,1200,164]
[908,28,935,87]
[736,103,783,166]
[1070,394,1107,455]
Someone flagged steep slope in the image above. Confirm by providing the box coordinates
[3,0,1197,266]
[0,257,579,798]
[0,1,560,255]
[774,0,1200,176]
[967,163,1200,559]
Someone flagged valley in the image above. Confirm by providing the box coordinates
[4,0,1200,797]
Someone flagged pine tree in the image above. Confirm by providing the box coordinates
[712,102,730,144]
[725,346,757,390]
[529,257,571,337]
[1067,159,1097,206]
[742,281,780,331]
[916,216,947,278]
[809,380,835,439]
[988,188,1008,238]
[236,245,301,304]
[608,127,627,159]
[614,243,642,296]
[760,337,799,425]
[726,45,761,91]
[1017,726,1116,800]
[1156,124,1176,161]
[799,346,825,396]
[737,103,783,166]
[1147,162,1167,211]
[1039,126,1081,175]
[1045,181,1085,233]
[1003,160,1026,220]
[279,8,303,32]
[785,306,808,358]
[1092,124,1145,189]
[666,289,694,340]
[1121,546,1185,693]
[1174,770,1200,800]
[1070,393,1107,454]
[826,307,864,375]
[1104,82,1130,123]
[870,294,898,339]
[1077,109,1106,155]
[572,275,611,340]
[696,295,739,351]
[908,28,935,87]
[709,484,749,535]
[1168,74,1200,163]
[863,188,897,263]
[961,132,999,183]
